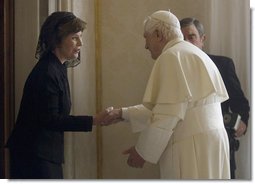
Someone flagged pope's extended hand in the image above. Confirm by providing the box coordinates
[123,146,145,168]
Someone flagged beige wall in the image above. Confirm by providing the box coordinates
[14,0,251,179]
[15,0,39,117]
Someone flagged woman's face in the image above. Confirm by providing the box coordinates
[55,31,83,63]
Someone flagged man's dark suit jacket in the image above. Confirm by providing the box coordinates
[6,52,93,164]
[208,54,250,178]
[208,54,250,125]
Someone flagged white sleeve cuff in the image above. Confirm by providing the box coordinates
[135,116,179,164]
[121,105,152,132]
[121,107,130,121]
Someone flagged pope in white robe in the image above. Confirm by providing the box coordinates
[106,10,230,179]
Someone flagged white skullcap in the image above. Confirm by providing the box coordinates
[150,10,180,29]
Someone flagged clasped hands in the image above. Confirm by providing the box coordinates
[93,106,123,126]
[93,107,146,168]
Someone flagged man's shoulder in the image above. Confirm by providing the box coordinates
[208,54,232,62]
[207,54,234,66]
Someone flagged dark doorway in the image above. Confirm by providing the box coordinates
[0,0,15,179]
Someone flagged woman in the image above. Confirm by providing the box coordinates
[6,11,108,179]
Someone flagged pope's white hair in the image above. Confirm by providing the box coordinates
[143,16,183,40]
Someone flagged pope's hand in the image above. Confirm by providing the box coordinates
[123,146,145,168]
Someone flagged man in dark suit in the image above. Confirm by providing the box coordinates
[180,17,250,179]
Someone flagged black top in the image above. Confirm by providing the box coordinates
[6,52,93,163]
[208,54,250,125]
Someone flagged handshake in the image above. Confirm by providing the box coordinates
[93,107,124,126]
[93,106,146,168]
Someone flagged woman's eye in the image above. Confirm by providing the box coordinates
[72,36,78,40]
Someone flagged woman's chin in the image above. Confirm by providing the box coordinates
[69,55,78,60]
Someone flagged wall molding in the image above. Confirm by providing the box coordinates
[94,0,103,179]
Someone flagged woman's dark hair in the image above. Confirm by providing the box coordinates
[35,11,86,59]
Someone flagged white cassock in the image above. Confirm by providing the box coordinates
[122,38,230,179]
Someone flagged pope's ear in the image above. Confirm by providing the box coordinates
[155,29,164,40]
